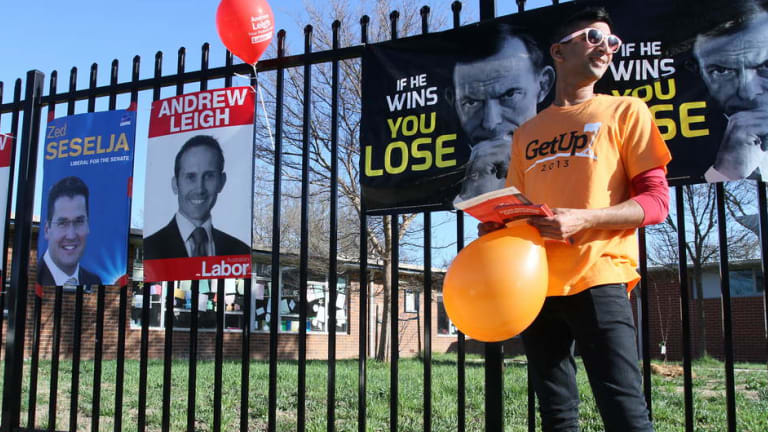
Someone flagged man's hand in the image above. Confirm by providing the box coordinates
[527,208,591,241]
[457,138,511,201]
[477,221,505,237]
[713,110,768,179]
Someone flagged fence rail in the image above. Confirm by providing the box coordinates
[0,1,765,432]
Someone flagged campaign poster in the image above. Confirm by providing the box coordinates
[360,0,768,213]
[0,133,13,273]
[144,87,254,282]
[595,0,768,185]
[37,110,137,286]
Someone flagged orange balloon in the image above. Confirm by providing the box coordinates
[443,221,548,342]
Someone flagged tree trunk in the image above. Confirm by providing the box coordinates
[376,258,391,361]
[417,302,422,356]
[693,265,708,357]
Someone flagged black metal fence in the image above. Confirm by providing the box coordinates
[0,1,765,431]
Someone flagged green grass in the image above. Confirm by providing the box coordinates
[3,354,766,431]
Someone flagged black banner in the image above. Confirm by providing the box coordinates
[361,0,768,213]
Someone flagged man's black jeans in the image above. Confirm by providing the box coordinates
[521,283,653,432]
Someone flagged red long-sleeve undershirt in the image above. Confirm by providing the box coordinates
[630,167,669,226]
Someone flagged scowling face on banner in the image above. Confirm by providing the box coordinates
[691,0,768,181]
[449,25,554,203]
[360,0,768,213]
[361,22,555,212]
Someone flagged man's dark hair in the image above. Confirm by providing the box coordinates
[174,135,225,179]
[552,7,615,45]
[696,0,767,39]
[455,24,547,72]
[658,0,767,58]
[47,176,89,222]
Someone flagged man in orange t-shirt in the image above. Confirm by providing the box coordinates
[481,7,671,432]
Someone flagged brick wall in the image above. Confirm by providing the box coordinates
[0,231,466,361]
[3,268,465,362]
[635,271,767,363]
[9,235,762,363]
[12,267,763,363]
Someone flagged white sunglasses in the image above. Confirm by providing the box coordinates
[558,27,622,53]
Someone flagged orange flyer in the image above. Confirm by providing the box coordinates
[454,186,553,224]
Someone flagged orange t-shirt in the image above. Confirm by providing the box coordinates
[507,95,671,296]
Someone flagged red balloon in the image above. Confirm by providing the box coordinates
[216,0,275,64]
[442,222,548,342]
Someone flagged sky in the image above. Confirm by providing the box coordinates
[0,0,558,267]
[1,0,568,91]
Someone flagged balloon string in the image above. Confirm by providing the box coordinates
[233,65,275,152]
[251,63,275,152]
[258,83,275,151]
[233,71,256,90]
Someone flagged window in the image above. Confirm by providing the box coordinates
[133,247,144,263]
[130,279,239,331]
[404,290,419,313]
[170,279,247,330]
[3,280,9,317]
[437,294,458,336]
[252,263,272,331]
[129,263,350,334]
[730,269,763,297]
[690,267,765,299]
[131,247,144,282]
[275,267,349,334]
[252,279,272,331]
[130,282,163,329]
[278,268,302,332]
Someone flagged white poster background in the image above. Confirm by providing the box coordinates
[0,133,11,272]
[144,125,252,246]
[0,165,9,271]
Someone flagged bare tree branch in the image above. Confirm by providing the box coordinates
[252,0,449,362]
[645,181,760,357]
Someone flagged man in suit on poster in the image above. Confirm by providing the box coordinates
[38,176,102,286]
[450,24,555,202]
[144,135,249,259]
[693,0,768,182]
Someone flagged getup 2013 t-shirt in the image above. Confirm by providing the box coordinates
[507,95,671,297]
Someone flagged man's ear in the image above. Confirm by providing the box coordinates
[218,172,227,192]
[550,44,564,62]
[537,65,556,103]
[171,177,178,195]
[43,221,50,240]
[445,86,455,106]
